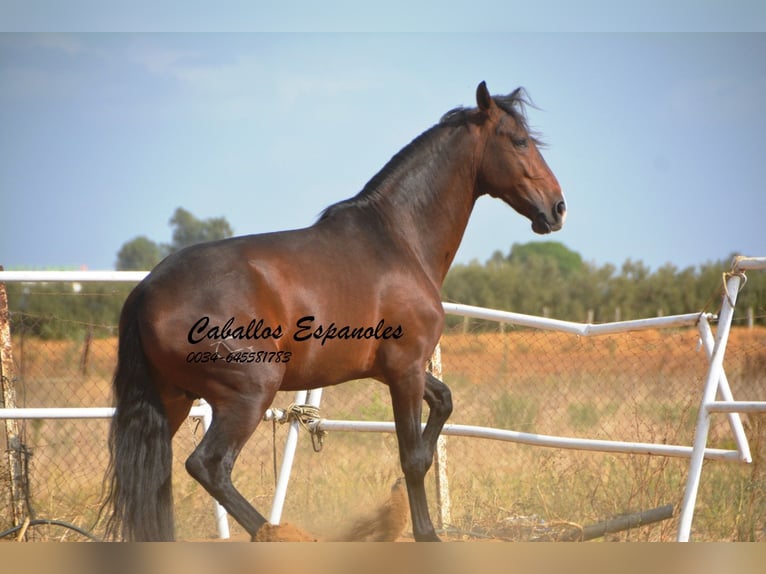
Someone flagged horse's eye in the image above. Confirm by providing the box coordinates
[512,137,528,149]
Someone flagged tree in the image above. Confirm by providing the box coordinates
[115,207,234,271]
[167,207,233,252]
[507,241,584,275]
[115,236,163,271]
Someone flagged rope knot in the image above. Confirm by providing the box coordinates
[280,403,326,452]
[722,266,748,309]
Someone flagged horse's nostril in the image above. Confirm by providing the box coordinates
[555,200,566,216]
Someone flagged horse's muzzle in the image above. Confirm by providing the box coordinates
[532,200,566,234]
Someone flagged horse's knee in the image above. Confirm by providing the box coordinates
[185,451,208,484]
[426,376,453,420]
[185,447,229,489]
[436,384,453,418]
[399,446,433,479]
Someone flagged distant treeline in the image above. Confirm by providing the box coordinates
[5,241,764,339]
[7,282,133,339]
[442,242,765,330]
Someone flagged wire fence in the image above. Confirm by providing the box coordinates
[2,294,765,541]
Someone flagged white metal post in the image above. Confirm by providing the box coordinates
[268,390,308,525]
[268,388,324,525]
[430,343,452,529]
[696,315,751,463]
[677,272,742,541]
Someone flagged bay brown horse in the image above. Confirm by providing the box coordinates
[103,82,566,541]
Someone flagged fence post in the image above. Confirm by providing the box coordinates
[0,267,28,529]
[677,271,742,541]
[429,342,452,530]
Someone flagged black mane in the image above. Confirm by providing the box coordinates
[440,87,536,135]
[318,87,536,222]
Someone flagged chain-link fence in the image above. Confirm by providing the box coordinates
[2,294,765,541]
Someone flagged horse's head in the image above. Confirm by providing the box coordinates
[474,81,566,234]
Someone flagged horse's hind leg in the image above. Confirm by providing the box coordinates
[159,386,195,437]
[184,393,272,538]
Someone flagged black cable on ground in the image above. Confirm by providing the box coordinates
[0,518,101,542]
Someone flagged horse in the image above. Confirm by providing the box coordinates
[102,81,566,542]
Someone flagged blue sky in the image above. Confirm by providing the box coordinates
[1,7,765,272]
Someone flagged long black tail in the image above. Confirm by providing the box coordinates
[102,288,175,541]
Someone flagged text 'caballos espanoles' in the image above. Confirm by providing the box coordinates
[187,315,404,347]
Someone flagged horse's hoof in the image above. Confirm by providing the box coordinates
[415,531,442,542]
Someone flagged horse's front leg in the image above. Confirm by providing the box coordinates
[422,372,453,452]
[388,370,451,542]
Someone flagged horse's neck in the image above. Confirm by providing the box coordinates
[377,128,479,286]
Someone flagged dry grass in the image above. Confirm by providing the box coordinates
[2,327,765,542]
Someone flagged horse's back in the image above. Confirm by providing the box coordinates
[141,221,434,315]
[127,224,443,392]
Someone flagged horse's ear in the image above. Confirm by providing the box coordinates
[476,81,493,111]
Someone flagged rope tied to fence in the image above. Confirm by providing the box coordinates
[722,263,748,310]
[276,403,326,452]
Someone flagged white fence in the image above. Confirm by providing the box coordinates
[1,255,765,542]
